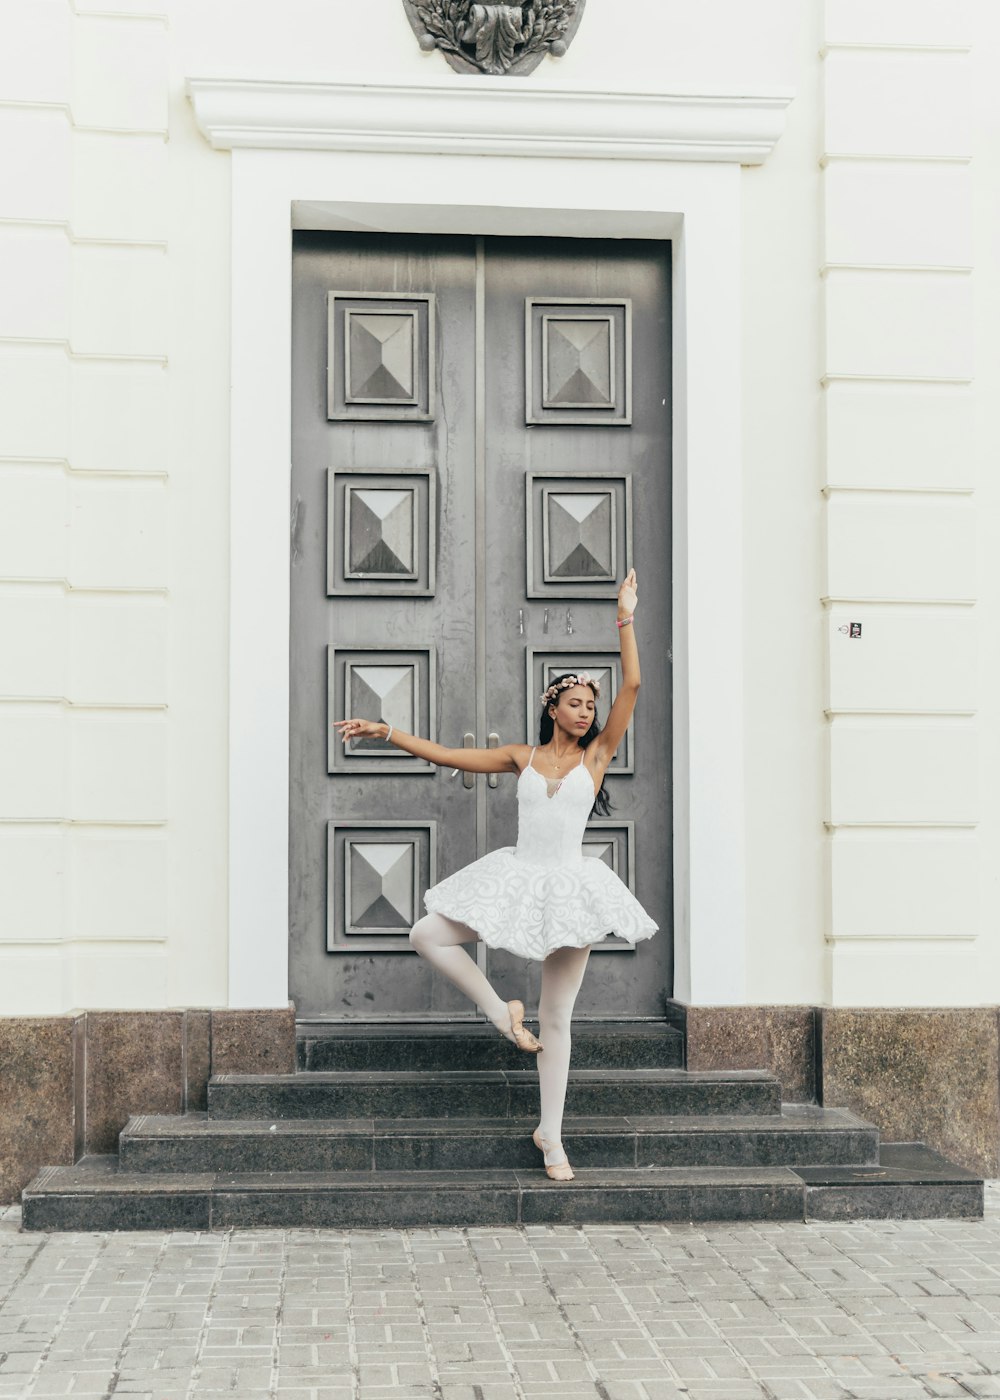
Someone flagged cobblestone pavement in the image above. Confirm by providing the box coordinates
[3,1189,1000,1400]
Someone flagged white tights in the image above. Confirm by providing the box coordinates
[408,912,591,1160]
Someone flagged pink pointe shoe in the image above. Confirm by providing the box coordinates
[533,1128,575,1181]
[506,999,543,1054]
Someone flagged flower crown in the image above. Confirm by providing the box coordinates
[539,671,601,706]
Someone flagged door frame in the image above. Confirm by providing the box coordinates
[186,77,792,1009]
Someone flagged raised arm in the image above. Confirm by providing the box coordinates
[331,718,523,774]
[592,568,640,764]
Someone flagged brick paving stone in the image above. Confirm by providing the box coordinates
[275,1391,352,1399]
[5,1194,1000,1396]
[438,1388,521,1400]
[761,1386,852,1400]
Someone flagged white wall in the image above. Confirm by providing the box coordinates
[0,0,172,1011]
[819,0,987,1005]
[0,0,232,1012]
[1,0,998,1012]
[740,5,826,1002]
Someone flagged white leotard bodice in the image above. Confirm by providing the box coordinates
[514,745,595,869]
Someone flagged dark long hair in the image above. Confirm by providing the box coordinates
[538,673,613,818]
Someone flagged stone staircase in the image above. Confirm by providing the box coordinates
[21,1021,983,1230]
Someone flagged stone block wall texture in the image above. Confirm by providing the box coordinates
[674,1002,1000,1177]
[0,1018,79,1209]
[84,1012,185,1155]
[682,1005,818,1103]
[0,1008,296,1202]
[819,1008,1000,1178]
[210,1006,297,1075]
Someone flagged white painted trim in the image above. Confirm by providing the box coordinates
[820,43,972,56]
[821,596,976,607]
[193,77,792,1009]
[0,579,168,594]
[824,709,977,718]
[186,77,791,166]
[825,934,978,942]
[820,153,973,167]
[72,8,169,23]
[825,822,977,830]
[821,373,973,386]
[820,263,973,276]
[822,485,975,496]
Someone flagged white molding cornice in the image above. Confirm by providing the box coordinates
[185,76,793,165]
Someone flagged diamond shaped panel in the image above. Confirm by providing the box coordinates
[347,487,416,577]
[328,645,437,774]
[543,316,614,408]
[525,298,631,426]
[544,490,615,582]
[526,473,631,600]
[327,293,435,422]
[346,311,416,404]
[347,840,415,930]
[328,468,435,597]
[347,664,414,752]
[327,820,437,952]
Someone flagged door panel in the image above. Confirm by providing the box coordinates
[290,231,672,1020]
[291,233,479,1019]
[481,237,673,1017]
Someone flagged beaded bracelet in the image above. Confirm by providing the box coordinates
[616,616,634,629]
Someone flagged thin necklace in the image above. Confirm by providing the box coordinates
[545,744,580,772]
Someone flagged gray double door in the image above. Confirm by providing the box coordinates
[290,231,672,1021]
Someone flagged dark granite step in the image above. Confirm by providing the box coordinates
[296,1020,685,1072]
[206,1067,782,1122]
[20,1156,802,1230]
[798,1142,984,1222]
[21,1144,983,1232]
[120,1105,878,1175]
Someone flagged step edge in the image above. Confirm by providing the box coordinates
[27,1163,818,1195]
[295,1020,684,1035]
[122,1112,877,1140]
[209,1067,779,1086]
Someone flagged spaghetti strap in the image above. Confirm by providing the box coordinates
[527,745,537,772]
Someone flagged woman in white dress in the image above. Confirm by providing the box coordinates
[333,568,657,1181]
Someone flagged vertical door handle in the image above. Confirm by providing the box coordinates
[463,733,475,789]
[487,732,500,788]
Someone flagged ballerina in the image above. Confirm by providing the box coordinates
[333,567,657,1181]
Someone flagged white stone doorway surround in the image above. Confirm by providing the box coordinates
[185,76,792,1011]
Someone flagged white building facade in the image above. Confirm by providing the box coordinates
[2,0,998,1195]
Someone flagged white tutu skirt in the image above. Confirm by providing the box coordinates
[422,846,659,962]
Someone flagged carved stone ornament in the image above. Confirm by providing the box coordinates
[402,0,586,77]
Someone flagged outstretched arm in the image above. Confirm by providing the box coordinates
[592,568,640,764]
[331,719,523,774]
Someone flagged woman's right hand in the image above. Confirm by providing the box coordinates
[333,717,385,744]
